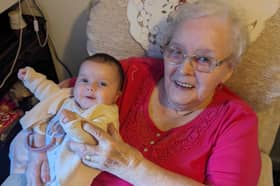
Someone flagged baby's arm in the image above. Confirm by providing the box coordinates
[60,109,97,145]
[17,67,61,101]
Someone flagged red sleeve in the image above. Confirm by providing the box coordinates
[205,103,261,186]
[69,78,77,87]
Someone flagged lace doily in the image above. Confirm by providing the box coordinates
[127,0,182,57]
[127,0,279,57]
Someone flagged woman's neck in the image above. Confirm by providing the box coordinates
[149,79,206,131]
[158,78,212,116]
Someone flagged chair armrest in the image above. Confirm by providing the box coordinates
[258,152,273,186]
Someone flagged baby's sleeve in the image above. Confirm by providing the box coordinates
[21,67,60,101]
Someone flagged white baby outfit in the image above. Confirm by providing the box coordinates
[19,67,119,186]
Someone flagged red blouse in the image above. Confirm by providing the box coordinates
[92,57,261,186]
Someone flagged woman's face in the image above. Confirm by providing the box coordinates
[163,16,234,110]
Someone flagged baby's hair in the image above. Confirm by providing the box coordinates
[83,53,124,91]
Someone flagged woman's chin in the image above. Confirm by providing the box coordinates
[169,96,194,109]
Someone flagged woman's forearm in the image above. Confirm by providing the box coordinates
[114,157,205,186]
[69,123,206,186]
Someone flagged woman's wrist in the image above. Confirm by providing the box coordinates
[106,144,144,179]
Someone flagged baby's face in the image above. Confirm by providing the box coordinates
[73,60,121,109]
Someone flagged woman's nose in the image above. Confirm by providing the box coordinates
[179,58,195,75]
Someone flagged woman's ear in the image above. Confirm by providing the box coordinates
[221,66,234,83]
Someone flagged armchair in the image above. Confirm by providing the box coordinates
[226,9,280,185]
[86,1,280,185]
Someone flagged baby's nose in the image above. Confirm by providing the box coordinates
[87,86,94,91]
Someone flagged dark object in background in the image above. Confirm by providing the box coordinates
[0,9,58,184]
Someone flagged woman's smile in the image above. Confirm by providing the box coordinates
[174,80,195,89]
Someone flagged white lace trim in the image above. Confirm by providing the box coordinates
[127,0,181,57]
[127,0,279,57]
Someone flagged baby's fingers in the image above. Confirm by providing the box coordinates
[17,69,27,80]
[60,109,78,123]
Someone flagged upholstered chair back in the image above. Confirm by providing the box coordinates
[226,9,280,155]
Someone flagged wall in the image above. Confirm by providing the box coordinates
[23,0,92,80]
[0,0,17,13]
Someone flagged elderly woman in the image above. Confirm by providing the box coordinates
[4,0,260,186]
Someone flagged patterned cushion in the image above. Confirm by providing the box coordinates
[86,0,145,60]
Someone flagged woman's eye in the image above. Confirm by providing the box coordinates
[175,49,184,56]
[195,56,211,64]
[171,48,183,56]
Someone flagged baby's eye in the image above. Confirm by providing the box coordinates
[99,81,108,87]
[79,78,88,83]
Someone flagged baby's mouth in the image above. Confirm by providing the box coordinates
[86,96,96,100]
[175,80,194,88]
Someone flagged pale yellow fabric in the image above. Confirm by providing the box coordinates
[20,67,71,130]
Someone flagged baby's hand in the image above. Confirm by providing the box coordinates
[60,109,78,124]
[17,68,27,80]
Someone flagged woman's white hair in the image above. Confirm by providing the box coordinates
[162,0,249,67]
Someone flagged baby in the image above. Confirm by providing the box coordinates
[14,53,124,186]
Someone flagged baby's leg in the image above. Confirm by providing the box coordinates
[1,130,29,186]
[9,129,29,174]
[1,174,27,186]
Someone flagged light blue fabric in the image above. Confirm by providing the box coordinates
[1,174,26,186]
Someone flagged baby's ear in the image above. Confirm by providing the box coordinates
[70,87,74,96]
[114,90,122,102]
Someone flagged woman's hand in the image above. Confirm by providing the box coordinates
[68,123,144,177]
[68,123,204,186]
[60,109,79,123]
